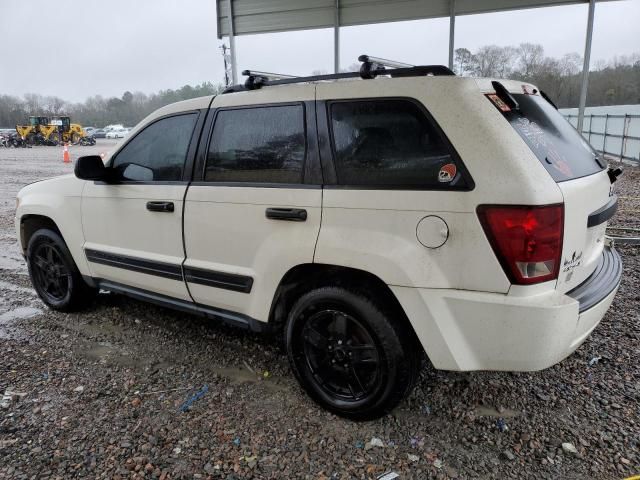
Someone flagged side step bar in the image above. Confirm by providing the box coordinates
[97,280,269,333]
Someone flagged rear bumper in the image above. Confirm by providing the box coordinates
[392,247,622,372]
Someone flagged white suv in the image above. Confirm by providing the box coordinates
[15,60,622,420]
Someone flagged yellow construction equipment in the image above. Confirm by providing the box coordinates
[15,116,87,145]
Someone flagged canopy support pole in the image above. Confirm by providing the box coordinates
[227,0,238,85]
[334,0,340,73]
[448,0,456,70]
[577,0,595,134]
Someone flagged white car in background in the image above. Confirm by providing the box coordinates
[106,128,128,139]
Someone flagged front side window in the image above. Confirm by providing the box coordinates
[112,113,197,181]
[205,105,306,184]
[329,100,467,188]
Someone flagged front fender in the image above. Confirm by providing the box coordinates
[16,175,91,276]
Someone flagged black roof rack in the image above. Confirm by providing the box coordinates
[222,54,455,94]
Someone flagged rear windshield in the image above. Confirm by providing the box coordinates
[494,93,604,182]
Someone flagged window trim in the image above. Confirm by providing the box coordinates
[105,110,202,185]
[324,97,475,191]
[199,101,312,187]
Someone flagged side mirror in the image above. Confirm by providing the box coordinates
[75,155,107,181]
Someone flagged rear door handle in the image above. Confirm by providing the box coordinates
[265,207,307,221]
[146,201,174,213]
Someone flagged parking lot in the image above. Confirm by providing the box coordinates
[0,142,638,479]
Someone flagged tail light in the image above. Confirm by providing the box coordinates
[477,204,564,285]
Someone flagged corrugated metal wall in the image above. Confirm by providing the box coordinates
[562,105,640,165]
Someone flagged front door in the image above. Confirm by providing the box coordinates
[183,87,322,323]
[81,112,201,300]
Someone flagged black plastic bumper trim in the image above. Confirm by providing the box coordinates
[587,195,618,228]
[567,247,622,313]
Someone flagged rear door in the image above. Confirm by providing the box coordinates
[490,88,613,291]
[182,85,322,322]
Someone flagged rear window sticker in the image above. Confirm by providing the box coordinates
[438,163,457,183]
[486,94,511,112]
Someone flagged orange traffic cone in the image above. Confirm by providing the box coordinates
[63,143,70,163]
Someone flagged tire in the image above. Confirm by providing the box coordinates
[26,228,97,312]
[49,131,60,144]
[286,286,420,420]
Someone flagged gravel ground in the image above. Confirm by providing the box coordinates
[0,144,638,479]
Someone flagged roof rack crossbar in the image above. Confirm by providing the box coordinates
[241,69,298,90]
[222,55,455,93]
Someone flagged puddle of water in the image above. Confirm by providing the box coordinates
[0,306,42,339]
[0,306,42,322]
[213,366,289,393]
[475,405,520,418]
[0,242,27,273]
[74,341,146,368]
[0,280,36,295]
[214,366,261,384]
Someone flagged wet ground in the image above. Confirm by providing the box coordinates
[0,144,638,479]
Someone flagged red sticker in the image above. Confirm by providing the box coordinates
[486,94,511,112]
[438,163,457,183]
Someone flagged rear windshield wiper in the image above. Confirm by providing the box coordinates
[491,81,519,111]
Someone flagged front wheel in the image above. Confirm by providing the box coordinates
[27,229,97,311]
[286,286,420,420]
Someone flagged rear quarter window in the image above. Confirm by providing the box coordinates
[493,93,604,182]
[328,99,471,189]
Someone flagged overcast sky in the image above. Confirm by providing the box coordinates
[0,0,637,102]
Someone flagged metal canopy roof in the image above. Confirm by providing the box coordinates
[216,0,614,38]
[216,0,618,133]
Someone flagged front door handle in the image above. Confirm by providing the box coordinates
[265,207,307,221]
[146,201,174,212]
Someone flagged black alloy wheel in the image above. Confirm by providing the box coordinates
[27,229,97,311]
[300,308,383,403]
[30,241,71,304]
[286,286,420,420]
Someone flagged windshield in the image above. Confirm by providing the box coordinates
[494,93,604,182]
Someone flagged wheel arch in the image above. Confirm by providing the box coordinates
[20,214,62,254]
[269,263,422,351]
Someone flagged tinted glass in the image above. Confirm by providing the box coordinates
[112,113,197,181]
[205,105,305,183]
[330,100,464,187]
[498,94,604,182]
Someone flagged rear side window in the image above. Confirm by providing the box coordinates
[329,100,468,188]
[205,105,306,184]
[112,113,197,181]
[494,94,604,182]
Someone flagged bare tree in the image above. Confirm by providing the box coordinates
[516,43,545,78]
[44,96,66,115]
[473,45,516,77]
[454,48,474,75]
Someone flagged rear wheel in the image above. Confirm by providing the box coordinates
[286,286,419,420]
[48,131,60,144]
[27,229,97,311]
[71,132,80,144]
